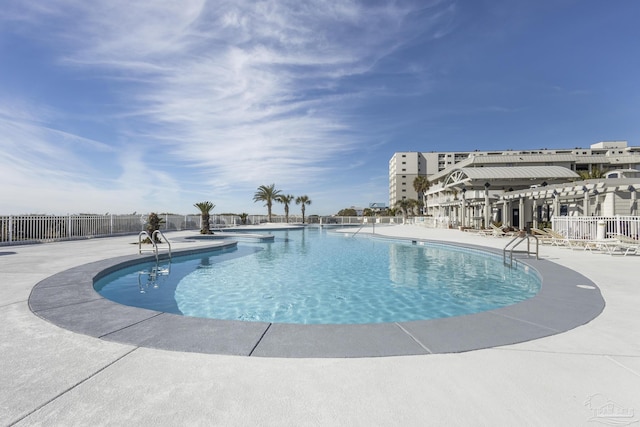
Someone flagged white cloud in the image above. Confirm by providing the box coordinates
[0,103,186,214]
[1,0,455,213]
[0,104,110,179]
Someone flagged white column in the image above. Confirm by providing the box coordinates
[460,192,466,228]
[502,200,509,227]
[519,198,525,230]
[594,191,601,216]
[583,190,590,216]
[629,186,637,238]
[484,189,491,227]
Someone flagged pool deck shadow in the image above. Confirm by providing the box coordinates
[28,238,605,358]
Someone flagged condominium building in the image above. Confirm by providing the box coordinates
[389,141,640,209]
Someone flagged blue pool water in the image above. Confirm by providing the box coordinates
[94,229,541,324]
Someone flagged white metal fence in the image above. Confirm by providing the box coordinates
[208,215,357,226]
[214,215,401,226]
[1,213,448,245]
[552,216,640,240]
[1,214,201,245]
[412,216,451,229]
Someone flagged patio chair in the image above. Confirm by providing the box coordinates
[542,228,572,247]
[474,228,495,237]
[611,234,640,256]
[530,227,554,244]
[490,224,516,237]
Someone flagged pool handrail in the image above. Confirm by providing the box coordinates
[152,230,171,259]
[138,231,156,257]
[503,232,539,267]
[138,230,171,261]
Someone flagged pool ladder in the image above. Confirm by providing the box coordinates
[138,230,172,261]
[351,220,375,237]
[503,232,538,267]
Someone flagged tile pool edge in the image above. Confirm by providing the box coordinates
[28,239,605,358]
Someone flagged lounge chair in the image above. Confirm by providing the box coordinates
[611,234,640,256]
[530,227,549,236]
[459,226,490,236]
[543,228,572,247]
[544,229,603,250]
[490,224,517,237]
[530,227,554,244]
[542,228,630,254]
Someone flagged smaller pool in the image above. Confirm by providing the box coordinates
[95,230,541,324]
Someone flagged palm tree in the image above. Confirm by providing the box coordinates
[145,212,165,242]
[337,208,357,216]
[363,208,375,217]
[413,175,430,215]
[194,201,215,234]
[253,184,282,222]
[395,198,418,224]
[295,195,312,224]
[413,200,423,216]
[578,167,605,180]
[276,194,295,223]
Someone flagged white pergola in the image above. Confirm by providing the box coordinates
[502,179,639,227]
[429,166,581,229]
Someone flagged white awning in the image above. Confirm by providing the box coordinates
[458,166,579,180]
[442,166,579,188]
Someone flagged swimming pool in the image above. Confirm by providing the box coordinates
[94,229,541,324]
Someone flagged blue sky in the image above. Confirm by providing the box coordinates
[1,1,639,216]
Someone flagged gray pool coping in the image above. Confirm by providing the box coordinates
[184,232,275,242]
[28,237,604,358]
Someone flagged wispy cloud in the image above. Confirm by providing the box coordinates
[0,103,111,178]
[1,0,456,213]
[0,102,188,213]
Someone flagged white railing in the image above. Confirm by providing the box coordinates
[1,213,455,245]
[1,214,200,245]
[412,216,451,229]
[211,214,317,226]
[315,216,401,225]
[212,215,422,226]
[552,216,640,240]
[429,195,457,205]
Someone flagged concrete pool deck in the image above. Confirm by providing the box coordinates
[1,225,639,425]
[28,231,604,358]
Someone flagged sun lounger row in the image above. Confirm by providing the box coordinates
[532,228,639,256]
[472,224,519,238]
[463,226,638,255]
